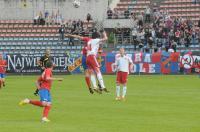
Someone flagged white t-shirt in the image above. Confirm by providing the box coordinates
[87,39,101,56]
[115,54,133,73]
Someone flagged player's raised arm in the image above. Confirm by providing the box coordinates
[65,34,84,40]
[100,31,108,42]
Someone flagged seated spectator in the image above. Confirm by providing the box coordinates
[34,11,45,25]
[34,12,42,25]
[124,9,130,19]
[107,8,113,19]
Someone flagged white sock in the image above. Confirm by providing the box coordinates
[90,74,97,88]
[96,72,105,89]
[116,85,120,97]
[122,86,127,98]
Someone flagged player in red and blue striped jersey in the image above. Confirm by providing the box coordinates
[0,54,7,88]
[19,61,63,122]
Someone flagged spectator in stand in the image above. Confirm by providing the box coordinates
[137,29,145,47]
[132,28,138,50]
[124,9,130,19]
[138,13,144,28]
[144,6,151,23]
[59,25,65,42]
[86,13,92,23]
[34,11,43,25]
[107,7,113,19]
[171,40,177,52]
[72,20,77,31]
[198,17,200,28]
[174,29,181,45]
[44,11,49,19]
[192,0,198,4]
[77,19,83,29]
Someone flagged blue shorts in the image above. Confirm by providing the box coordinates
[82,55,88,70]
[39,89,51,103]
[0,74,5,78]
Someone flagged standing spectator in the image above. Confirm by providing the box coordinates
[44,11,49,19]
[59,25,65,42]
[138,13,144,28]
[132,28,138,50]
[145,6,151,23]
[198,17,200,28]
[171,40,177,52]
[86,13,92,23]
[174,29,181,45]
[124,9,130,19]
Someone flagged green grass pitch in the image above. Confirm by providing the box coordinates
[0,75,199,132]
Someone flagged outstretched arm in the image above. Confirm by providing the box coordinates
[65,34,84,40]
[100,31,108,42]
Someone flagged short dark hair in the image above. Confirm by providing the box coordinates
[45,61,53,68]
[92,32,100,39]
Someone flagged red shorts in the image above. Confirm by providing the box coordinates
[86,55,100,70]
[116,71,128,84]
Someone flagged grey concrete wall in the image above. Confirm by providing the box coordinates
[0,0,108,21]
[103,19,134,28]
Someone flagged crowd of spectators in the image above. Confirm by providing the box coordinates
[34,10,63,25]
[33,10,94,45]
[56,13,95,45]
[112,7,200,52]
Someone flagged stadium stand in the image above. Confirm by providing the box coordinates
[0,0,199,55]
[107,0,200,53]
[115,0,151,13]
[159,0,200,25]
[0,20,95,55]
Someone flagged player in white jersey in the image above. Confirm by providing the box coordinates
[115,48,133,101]
[86,31,109,93]
[66,31,109,93]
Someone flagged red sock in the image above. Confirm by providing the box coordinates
[43,105,51,118]
[30,100,43,107]
[85,76,91,88]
